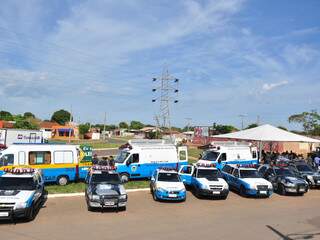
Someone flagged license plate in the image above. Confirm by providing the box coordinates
[212,191,220,195]
[0,212,9,217]
[168,194,177,198]
[104,202,114,206]
[260,191,267,194]
[299,188,305,192]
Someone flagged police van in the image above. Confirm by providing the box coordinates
[0,144,92,185]
[114,140,188,182]
[198,141,258,166]
[0,168,44,221]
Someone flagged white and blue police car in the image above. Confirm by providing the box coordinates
[0,168,44,221]
[150,168,186,201]
[222,165,273,197]
[179,164,229,199]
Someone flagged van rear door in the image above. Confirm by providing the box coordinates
[177,146,188,165]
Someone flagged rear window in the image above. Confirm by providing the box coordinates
[91,173,121,184]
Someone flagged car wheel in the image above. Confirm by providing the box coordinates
[57,176,68,186]
[120,173,129,183]
[153,191,158,201]
[240,185,247,197]
[87,203,93,211]
[279,184,286,195]
[119,206,127,211]
[150,183,153,194]
[26,205,35,221]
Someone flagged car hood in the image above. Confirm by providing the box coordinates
[197,178,227,187]
[156,181,185,191]
[242,178,272,188]
[93,184,121,196]
[0,190,34,203]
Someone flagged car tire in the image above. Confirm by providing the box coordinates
[221,195,228,200]
[57,176,69,186]
[120,173,129,183]
[119,206,127,211]
[240,185,246,197]
[26,205,35,221]
[87,204,93,211]
[279,184,286,195]
[150,183,153,194]
[153,191,158,201]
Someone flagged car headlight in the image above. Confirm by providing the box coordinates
[89,194,99,201]
[119,194,127,200]
[15,202,27,209]
[200,184,209,190]
[282,180,295,187]
[157,187,167,192]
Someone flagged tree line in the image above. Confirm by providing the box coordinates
[1,109,319,136]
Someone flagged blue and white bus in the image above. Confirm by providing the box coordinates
[114,140,188,182]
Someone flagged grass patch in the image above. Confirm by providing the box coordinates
[49,137,130,149]
[46,180,149,194]
[188,147,202,164]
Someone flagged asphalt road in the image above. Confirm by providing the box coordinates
[1,190,320,240]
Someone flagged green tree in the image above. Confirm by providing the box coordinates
[213,123,238,134]
[130,120,144,130]
[51,109,72,125]
[79,123,90,135]
[14,120,38,130]
[288,110,320,134]
[0,111,14,121]
[23,112,35,119]
[246,123,258,129]
[119,121,129,129]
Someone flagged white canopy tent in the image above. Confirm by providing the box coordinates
[212,124,320,161]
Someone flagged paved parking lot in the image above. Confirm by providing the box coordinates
[0,190,320,240]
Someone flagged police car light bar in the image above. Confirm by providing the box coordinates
[236,164,258,168]
[91,165,117,171]
[158,167,177,172]
[196,163,216,168]
[3,168,35,174]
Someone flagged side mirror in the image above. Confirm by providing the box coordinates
[198,154,202,160]
[151,177,155,181]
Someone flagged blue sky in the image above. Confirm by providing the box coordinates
[0,0,319,129]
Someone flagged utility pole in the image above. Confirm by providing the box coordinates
[238,114,246,130]
[68,106,73,143]
[257,115,260,125]
[152,66,179,138]
[185,118,192,131]
[103,112,107,140]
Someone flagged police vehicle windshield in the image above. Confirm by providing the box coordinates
[114,151,130,163]
[202,151,219,161]
[158,172,180,182]
[197,169,221,180]
[239,169,260,178]
[274,168,295,177]
[296,164,313,172]
[91,173,121,184]
[0,177,36,191]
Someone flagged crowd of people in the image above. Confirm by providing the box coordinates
[92,154,115,166]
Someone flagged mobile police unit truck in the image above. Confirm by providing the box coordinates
[0,129,43,148]
[114,140,188,182]
[198,142,258,166]
[0,168,44,221]
[0,144,92,185]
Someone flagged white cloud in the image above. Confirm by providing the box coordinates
[262,80,289,91]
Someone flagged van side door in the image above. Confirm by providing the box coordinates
[126,153,144,178]
[179,165,193,185]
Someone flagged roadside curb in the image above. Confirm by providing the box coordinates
[92,148,119,151]
[48,188,150,199]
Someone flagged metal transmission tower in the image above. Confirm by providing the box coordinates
[152,68,179,131]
